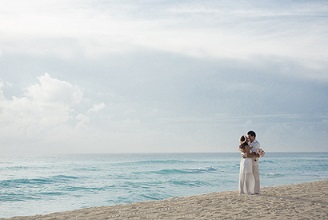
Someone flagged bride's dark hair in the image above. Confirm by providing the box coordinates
[239,135,248,150]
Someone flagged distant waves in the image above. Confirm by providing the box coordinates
[0,152,327,218]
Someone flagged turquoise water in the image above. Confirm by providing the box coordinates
[1,152,327,218]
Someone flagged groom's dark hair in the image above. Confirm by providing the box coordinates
[247,131,256,137]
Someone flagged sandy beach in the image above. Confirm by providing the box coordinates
[3,180,328,220]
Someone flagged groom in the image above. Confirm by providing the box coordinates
[247,131,261,194]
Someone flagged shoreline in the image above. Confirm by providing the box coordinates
[2,180,328,219]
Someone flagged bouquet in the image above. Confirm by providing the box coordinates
[256,148,265,157]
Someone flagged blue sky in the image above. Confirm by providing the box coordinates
[0,0,327,155]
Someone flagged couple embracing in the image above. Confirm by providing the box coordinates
[239,131,265,195]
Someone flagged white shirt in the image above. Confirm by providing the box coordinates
[250,139,260,153]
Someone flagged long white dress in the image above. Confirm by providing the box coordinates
[239,157,255,194]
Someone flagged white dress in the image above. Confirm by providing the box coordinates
[239,157,255,194]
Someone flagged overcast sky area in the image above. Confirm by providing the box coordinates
[0,0,328,155]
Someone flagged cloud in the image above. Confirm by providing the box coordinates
[0,73,84,136]
[25,73,83,105]
[0,73,112,155]
[88,103,105,113]
[1,0,327,70]
[75,113,90,128]
[0,1,328,155]
[74,103,105,128]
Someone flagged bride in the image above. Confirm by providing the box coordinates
[239,135,258,195]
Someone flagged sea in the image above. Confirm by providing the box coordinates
[1,152,327,218]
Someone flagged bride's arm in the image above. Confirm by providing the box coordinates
[244,146,258,158]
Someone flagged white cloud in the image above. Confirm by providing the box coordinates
[72,103,106,128]
[1,0,327,69]
[0,73,84,135]
[0,73,112,155]
[0,80,4,98]
[0,79,12,98]
[88,103,105,113]
[75,113,90,128]
[0,1,327,155]
[25,73,83,105]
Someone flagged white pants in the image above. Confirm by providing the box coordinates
[239,158,255,194]
[252,159,260,194]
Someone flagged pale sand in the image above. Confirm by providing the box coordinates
[3,180,328,220]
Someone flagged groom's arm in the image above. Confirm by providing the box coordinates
[240,149,259,158]
[243,153,259,158]
[243,146,259,158]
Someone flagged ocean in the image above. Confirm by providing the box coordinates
[1,152,327,218]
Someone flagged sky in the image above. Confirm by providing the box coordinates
[0,0,328,155]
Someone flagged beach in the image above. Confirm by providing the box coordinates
[3,180,327,220]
